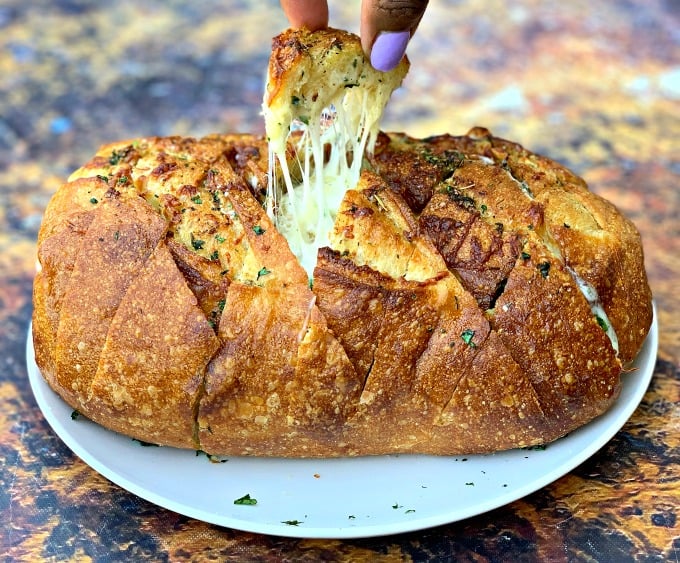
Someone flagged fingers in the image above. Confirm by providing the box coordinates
[361,0,429,71]
[280,0,329,31]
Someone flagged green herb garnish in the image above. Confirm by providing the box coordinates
[71,410,80,420]
[109,150,123,165]
[191,195,203,204]
[234,494,257,506]
[257,267,271,280]
[253,225,265,235]
[461,329,476,347]
[281,519,302,526]
[89,197,98,204]
[596,315,609,332]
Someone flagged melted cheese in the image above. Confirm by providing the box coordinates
[262,30,408,278]
[569,267,620,354]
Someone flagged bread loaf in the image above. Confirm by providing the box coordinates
[32,127,652,456]
[32,28,653,456]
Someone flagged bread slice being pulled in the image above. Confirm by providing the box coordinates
[32,29,653,457]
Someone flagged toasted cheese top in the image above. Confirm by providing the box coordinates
[262,28,409,276]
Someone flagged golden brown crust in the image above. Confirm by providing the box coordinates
[32,129,653,456]
[88,241,220,449]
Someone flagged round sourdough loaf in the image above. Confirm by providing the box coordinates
[32,128,653,456]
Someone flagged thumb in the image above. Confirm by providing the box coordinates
[361,0,429,71]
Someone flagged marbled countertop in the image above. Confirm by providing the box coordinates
[1,1,678,561]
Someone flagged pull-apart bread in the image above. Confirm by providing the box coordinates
[33,28,653,457]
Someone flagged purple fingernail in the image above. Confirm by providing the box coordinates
[370,30,411,72]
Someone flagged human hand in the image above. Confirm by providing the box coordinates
[280,0,429,72]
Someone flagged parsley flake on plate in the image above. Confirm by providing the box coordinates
[233,494,257,506]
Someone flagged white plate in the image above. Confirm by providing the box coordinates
[26,309,657,539]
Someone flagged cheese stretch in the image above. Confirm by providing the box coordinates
[266,101,372,277]
[262,30,409,278]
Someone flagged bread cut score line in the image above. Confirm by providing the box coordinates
[262,28,409,277]
[498,157,620,355]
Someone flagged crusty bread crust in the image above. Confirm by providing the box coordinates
[32,129,653,456]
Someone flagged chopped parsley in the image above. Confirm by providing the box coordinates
[89,197,98,204]
[281,519,302,526]
[210,250,219,261]
[596,315,609,332]
[257,267,271,280]
[537,262,551,278]
[191,195,203,204]
[70,410,80,420]
[422,149,465,172]
[191,237,205,251]
[96,174,108,183]
[253,225,265,235]
[109,149,124,165]
[233,494,257,506]
[444,186,476,209]
[215,234,226,243]
[521,251,531,260]
[461,329,476,347]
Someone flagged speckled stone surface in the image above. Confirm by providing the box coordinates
[1,0,679,561]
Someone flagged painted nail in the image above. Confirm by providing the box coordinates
[370,30,411,72]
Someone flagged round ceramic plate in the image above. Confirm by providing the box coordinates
[26,309,657,539]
